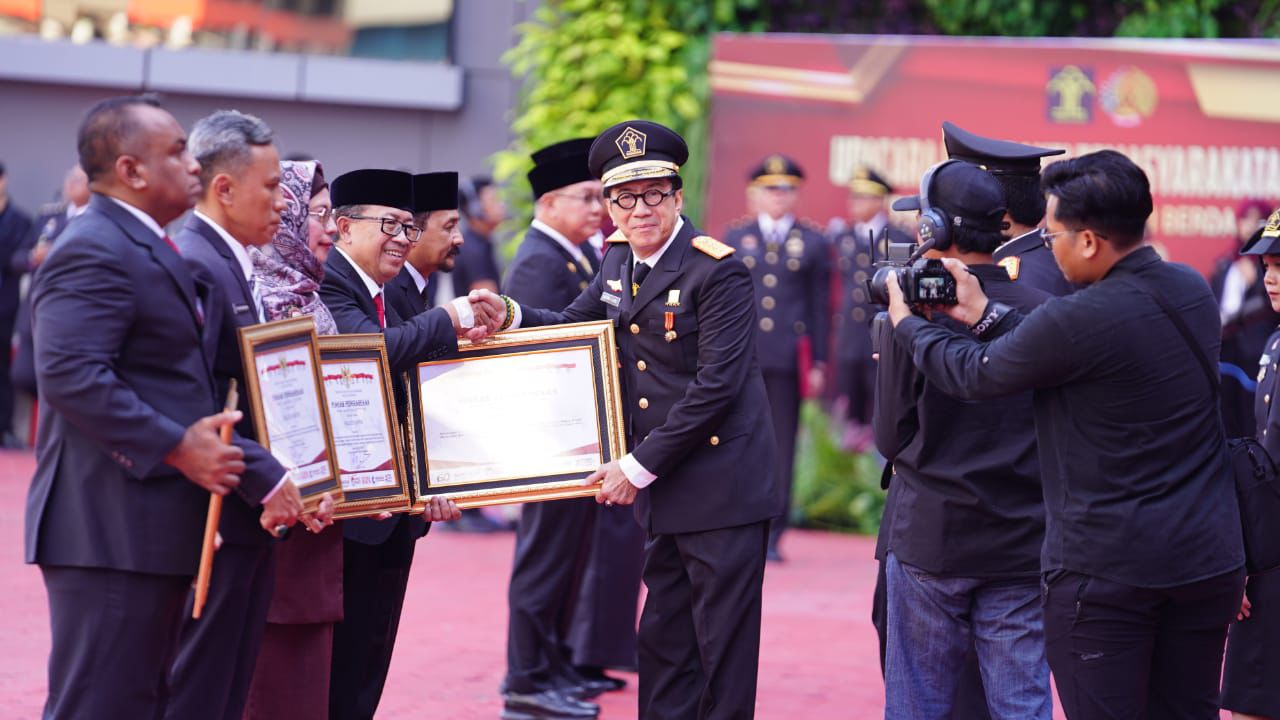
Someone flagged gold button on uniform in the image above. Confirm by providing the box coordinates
[637,360,647,371]
[709,436,721,446]
[762,274,778,288]
[744,256,756,269]
[1267,394,1272,404]
[760,317,774,332]
[761,296,776,310]
[630,323,640,335]
[794,321,806,334]
[765,251,779,265]
[787,258,801,271]
[638,397,649,409]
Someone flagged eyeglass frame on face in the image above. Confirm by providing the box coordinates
[1042,226,1081,250]
[549,190,604,206]
[308,207,334,223]
[608,187,677,211]
[342,213,423,243]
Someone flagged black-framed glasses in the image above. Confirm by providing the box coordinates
[308,208,334,223]
[344,214,423,243]
[610,188,676,210]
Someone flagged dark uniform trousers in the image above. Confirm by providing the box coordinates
[322,256,452,720]
[502,226,644,687]
[722,217,828,553]
[520,218,780,719]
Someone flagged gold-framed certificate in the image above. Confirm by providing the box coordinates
[318,334,413,519]
[404,320,626,509]
[238,316,341,510]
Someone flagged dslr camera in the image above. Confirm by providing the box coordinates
[866,240,958,307]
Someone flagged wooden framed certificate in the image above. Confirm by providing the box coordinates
[404,320,626,509]
[238,316,341,510]
[318,334,412,519]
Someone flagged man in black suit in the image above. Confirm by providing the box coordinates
[499,138,638,718]
[385,171,461,320]
[0,160,33,445]
[480,120,781,720]
[721,154,829,561]
[164,109,316,720]
[26,94,246,720]
[319,169,467,720]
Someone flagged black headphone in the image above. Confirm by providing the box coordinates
[917,159,962,251]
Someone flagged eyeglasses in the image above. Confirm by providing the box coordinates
[551,191,604,206]
[610,188,676,210]
[1041,227,1081,250]
[344,214,423,243]
[308,208,333,223]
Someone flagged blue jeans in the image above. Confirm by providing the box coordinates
[884,553,1052,720]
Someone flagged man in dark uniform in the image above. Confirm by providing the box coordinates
[499,138,639,718]
[454,175,505,295]
[319,169,464,720]
[939,121,1072,296]
[0,160,32,445]
[165,109,313,720]
[26,94,245,720]
[721,154,827,562]
[874,160,1052,719]
[829,166,913,451]
[481,120,780,720]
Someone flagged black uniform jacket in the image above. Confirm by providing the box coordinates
[520,218,781,535]
[722,217,828,372]
[503,225,595,311]
[1256,329,1280,454]
[320,249,455,545]
[176,214,288,546]
[994,228,1074,297]
[874,264,1049,577]
[832,221,914,364]
[895,246,1244,588]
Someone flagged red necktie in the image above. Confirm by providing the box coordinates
[373,292,386,328]
[164,235,180,255]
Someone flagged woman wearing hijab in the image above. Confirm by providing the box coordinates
[243,160,342,718]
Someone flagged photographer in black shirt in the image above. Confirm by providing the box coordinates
[885,149,1245,720]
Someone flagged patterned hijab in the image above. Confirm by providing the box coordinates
[251,160,338,335]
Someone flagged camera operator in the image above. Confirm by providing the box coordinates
[885,149,1245,720]
[873,160,1052,720]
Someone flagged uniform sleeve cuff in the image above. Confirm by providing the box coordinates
[260,472,291,504]
[450,297,475,329]
[619,453,656,489]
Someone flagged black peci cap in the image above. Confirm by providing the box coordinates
[893,160,1006,232]
[527,138,595,199]
[941,121,1064,176]
[330,169,414,212]
[749,154,804,187]
[848,166,892,196]
[412,172,459,213]
[1242,207,1280,256]
[588,120,688,190]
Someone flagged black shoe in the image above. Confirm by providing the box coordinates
[573,666,627,692]
[559,679,613,700]
[501,689,598,718]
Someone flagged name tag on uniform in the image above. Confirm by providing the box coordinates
[600,292,620,308]
[233,303,252,314]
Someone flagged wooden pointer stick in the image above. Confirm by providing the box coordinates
[193,378,238,619]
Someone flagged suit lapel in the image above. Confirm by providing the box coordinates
[325,249,380,326]
[187,215,255,309]
[92,195,202,328]
[631,223,691,313]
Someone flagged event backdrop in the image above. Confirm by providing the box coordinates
[707,34,1280,275]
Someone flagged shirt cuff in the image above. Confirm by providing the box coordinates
[508,299,523,330]
[260,472,291,504]
[449,297,475,329]
[619,453,656,489]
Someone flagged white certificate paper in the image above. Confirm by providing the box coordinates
[419,347,602,486]
[322,359,397,492]
[255,342,331,487]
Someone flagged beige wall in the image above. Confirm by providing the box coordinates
[343,0,452,28]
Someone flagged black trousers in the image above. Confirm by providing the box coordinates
[329,521,417,720]
[638,521,767,720]
[871,557,991,719]
[164,541,275,720]
[1222,569,1280,717]
[569,502,645,670]
[505,496,596,693]
[762,370,799,552]
[0,312,16,434]
[41,565,190,720]
[1043,568,1245,720]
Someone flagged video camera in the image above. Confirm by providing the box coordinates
[865,236,958,307]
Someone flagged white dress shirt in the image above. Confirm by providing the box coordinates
[193,209,263,322]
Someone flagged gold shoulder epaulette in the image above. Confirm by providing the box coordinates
[999,256,1021,281]
[692,235,735,260]
[605,230,628,244]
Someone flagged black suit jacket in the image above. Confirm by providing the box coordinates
[520,218,781,535]
[0,202,33,320]
[320,250,456,545]
[26,194,220,575]
[175,214,287,545]
[503,225,595,311]
[386,266,429,319]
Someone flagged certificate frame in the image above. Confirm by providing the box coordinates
[238,316,342,511]
[404,320,626,509]
[318,334,413,519]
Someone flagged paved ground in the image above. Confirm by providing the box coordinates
[0,449,1095,719]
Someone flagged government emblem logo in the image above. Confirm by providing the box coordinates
[1046,65,1096,124]
[616,126,647,159]
[765,156,787,175]
[1100,66,1157,128]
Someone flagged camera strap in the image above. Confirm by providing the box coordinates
[1112,275,1219,398]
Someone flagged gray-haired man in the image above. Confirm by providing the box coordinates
[163,109,323,720]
